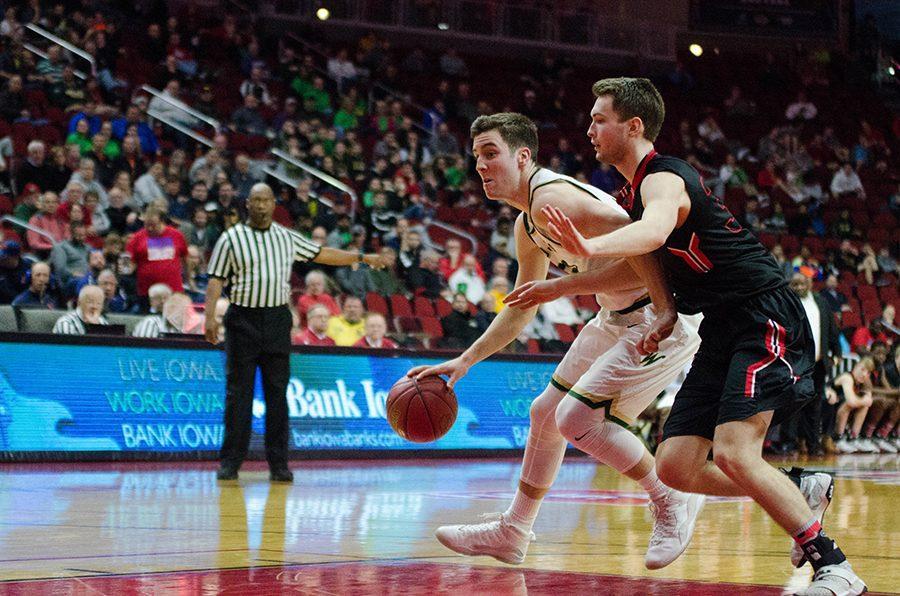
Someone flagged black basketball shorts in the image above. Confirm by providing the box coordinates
[662,284,816,442]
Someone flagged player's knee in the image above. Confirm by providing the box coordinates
[553,396,601,443]
[553,402,577,440]
[712,444,755,477]
[530,387,565,429]
[655,452,691,491]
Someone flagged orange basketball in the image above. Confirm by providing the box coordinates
[386,375,458,443]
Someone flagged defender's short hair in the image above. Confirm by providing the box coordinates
[591,78,666,143]
[470,112,539,162]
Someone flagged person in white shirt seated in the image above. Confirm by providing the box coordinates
[52,285,108,334]
[448,254,486,305]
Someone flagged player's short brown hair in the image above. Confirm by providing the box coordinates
[591,78,665,142]
[470,112,538,162]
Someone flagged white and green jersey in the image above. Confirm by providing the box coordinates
[522,167,647,311]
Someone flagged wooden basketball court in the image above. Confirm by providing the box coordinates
[0,456,896,594]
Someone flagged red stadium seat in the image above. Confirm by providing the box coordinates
[413,296,436,318]
[0,195,12,215]
[527,339,541,354]
[365,292,389,317]
[420,317,443,339]
[879,285,898,303]
[435,299,452,318]
[861,299,883,321]
[856,285,878,302]
[390,294,413,317]
[553,323,576,344]
[840,310,861,331]
[394,316,421,334]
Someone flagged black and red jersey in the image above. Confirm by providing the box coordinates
[619,150,786,314]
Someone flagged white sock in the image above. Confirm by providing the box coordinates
[505,489,541,533]
[636,467,670,503]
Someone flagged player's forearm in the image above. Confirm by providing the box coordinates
[586,220,668,258]
[314,246,360,266]
[460,305,536,366]
[204,277,224,322]
[626,252,677,314]
[552,260,642,296]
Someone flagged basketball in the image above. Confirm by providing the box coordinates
[386,375,458,443]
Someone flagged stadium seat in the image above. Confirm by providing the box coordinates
[879,285,898,303]
[394,316,421,334]
[365,292,390,317]
[420,317,443,340]
[17,308,63,334]
[527,339,541,354]
[856,285,878,302]
[390,294,413,317]
[840,310,861,331]
[435,299,453,318]
[553,323,576,344]
[413,296,436,318]
[0,305,17,332]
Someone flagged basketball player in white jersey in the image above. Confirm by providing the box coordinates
[408,113,704,568]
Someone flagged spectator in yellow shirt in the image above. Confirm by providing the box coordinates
[326,295,366,346]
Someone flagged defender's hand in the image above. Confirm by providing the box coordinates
[636,310,676,355]
[504,279,563,309]
[541,205,594,259]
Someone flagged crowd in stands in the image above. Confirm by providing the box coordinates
[0,3,897,450]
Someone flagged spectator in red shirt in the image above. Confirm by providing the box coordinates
[438,237,482,281]
[126,205,188,311]
[292,304,336,346]
[296,269,340,316]
[353,312,398,349]
[27,191,69,256]
[851,319,890,355]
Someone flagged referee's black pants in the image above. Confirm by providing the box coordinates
[220,304,292,470]
[782,359,827,449]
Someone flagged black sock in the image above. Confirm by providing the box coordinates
[799,527,847,571]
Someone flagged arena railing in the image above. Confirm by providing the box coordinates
[270,147,357,218]
[141,85,221,136]
[21,43,88,80]
[25,23,96,77]
[425,219,478,256]
[1,215,59,248]
[145,109,215,148]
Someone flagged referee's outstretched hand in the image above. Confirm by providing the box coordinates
[362,253,388,270]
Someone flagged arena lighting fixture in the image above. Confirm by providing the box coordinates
[689,43,703,57]
[889,66,896,76]
[316,7,330,20]
[437,22,449,30]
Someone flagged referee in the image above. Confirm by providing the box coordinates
[205,183,384,482]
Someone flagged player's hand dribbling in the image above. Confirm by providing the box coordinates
[504,279,562,309]
[407,356,471,389]
[541,205,594,259]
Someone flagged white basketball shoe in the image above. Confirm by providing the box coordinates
[645,490,706,570]
[435,513,535,565]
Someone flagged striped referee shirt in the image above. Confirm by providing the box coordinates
[133,314,178,338]
[207,223,321,307]
[52,308,110,335]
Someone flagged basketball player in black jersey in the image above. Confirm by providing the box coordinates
[527,78,865,594]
